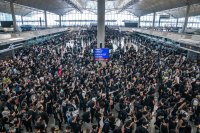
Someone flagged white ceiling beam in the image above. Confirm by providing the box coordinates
[163,4,200,18]
[126,0,200,17]
[118,0,140,13]
[64,0,83,13]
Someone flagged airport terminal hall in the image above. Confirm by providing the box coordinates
[1,0,200,133]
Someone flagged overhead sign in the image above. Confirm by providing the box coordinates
[94,48,109,61]
[160,15,170,19]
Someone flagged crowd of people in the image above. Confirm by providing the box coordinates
[0,28,199,133]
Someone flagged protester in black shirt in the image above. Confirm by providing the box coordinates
[71,116,81,133]
[135,120,149,133]
[0,29,199,133]
[169,116,177,131]
[21,108,32,132]
[160,119,169,133]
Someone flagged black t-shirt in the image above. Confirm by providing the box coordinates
[160,124,168,133]
[82,112,90,123]
[155,118,162,129]
[184,124,191,133]
[39,111,49,123]
[113,128,122,133]
[118,109,127,121]
[71,122,81,133]
[136,110,143,121]
[135,126,149,133]
[0,124,6,132]
[91,131,98,133]
[169,120,177,130]
[137,117,146,127]
[124,127,132,133]
[28,109,35,118]
[35,121,45,132]
[26,110,33,121]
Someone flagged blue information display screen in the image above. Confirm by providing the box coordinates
[94,48,109,61]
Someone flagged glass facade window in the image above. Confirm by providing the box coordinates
[46,12,59,27]
[138,13,200,28]
[106,11,138,26]
[0,13,12,21]
[187,16,200,29]
[62,10,97,26]
[15,11,45,27]
[62,10,138,27]
[140,13,154,27]
[0,7,200,28]
[0,13,12,27]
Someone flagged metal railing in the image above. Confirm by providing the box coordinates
[0,43,23,54]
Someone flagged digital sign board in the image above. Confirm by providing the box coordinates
[94,48,109,61]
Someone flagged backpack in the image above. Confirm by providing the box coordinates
[86,100,94,108]
[102,118,110,132]
[66,113,72,125]
[66,106,75,125]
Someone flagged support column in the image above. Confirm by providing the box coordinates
[158,17,161,27]
[44,10,47,28]
[181,5,190,33]
[152,12,156,28]
[21,16,24,25]
[10,1,17,32]
[39,17,42,27]
[97,0,105,48]
[59,15,62,27]
[176,18,179,28]
[138,16,141,28]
